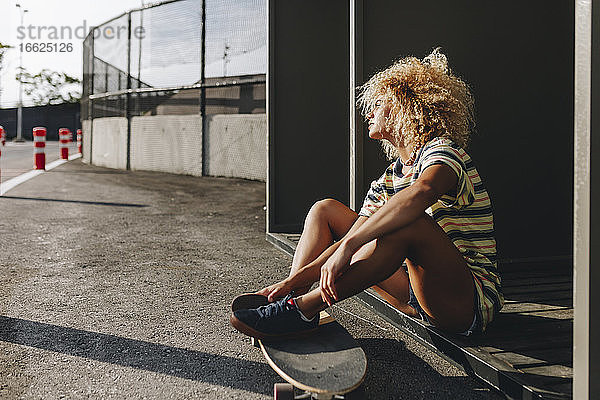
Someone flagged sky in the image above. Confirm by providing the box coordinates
[0,0,267,108]
[0,0,146,107]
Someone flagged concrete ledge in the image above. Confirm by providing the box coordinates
[354,290,547,400]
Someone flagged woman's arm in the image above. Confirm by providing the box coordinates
[289,216,368,285]
[347,164,457,250]
[259,215,368,301]
[320,163,459,304]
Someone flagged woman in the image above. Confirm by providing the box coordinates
[230,48,503,338]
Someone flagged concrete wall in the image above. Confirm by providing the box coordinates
[82,119,92,163]
[130,115,203,176]
[82,114,266,181]
[206,114,266,181]
[91,117,128,170]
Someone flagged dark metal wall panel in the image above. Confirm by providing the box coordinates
[0,104,81,141]
[360,1,574,260]
[268,0,350,233]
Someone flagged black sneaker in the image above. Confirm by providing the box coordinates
[230,294,320,339]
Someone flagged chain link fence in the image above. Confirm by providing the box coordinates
[81,0,266,180]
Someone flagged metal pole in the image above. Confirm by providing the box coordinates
[0,45,6,107]
[137,1,144,86]
[200,0,206,175]
[574,2,597,397]
[89,31,95,165]
[15,5,27,142]
[349,0,364,211]
[223,41,229,77]
[126,12,132,170]
[17,12,23,141]
[16,103,22,141]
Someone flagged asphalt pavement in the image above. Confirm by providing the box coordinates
[0,155,505,399]
[1,141,79,181]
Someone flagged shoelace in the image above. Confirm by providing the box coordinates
[257,294,294,318]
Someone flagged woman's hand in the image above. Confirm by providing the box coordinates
[256,278,294,302]
[319,241,355,306]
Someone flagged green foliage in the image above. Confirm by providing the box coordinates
[15,68,81,106]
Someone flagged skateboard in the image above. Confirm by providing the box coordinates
[231,293,367,400]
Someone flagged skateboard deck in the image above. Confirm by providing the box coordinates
[231,293,367,399]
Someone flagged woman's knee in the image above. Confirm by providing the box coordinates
[310,198,343,214]
[307,198,352,224]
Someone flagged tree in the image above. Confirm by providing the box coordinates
[0,43,12,73]
[15,68,81,105]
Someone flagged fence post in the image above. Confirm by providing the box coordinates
[89,31,95,165]
[126,11,132,171]
[200,0,207,176]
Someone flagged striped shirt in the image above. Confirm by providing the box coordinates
[359,137,503,331]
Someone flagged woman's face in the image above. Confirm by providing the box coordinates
[366,98,393,141]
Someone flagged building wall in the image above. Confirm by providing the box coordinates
[267,0,350,233]
[357,0,574,260]
[0,103,81,141]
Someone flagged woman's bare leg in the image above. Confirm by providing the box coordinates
[289,198,416,316]
[343,240,419,317]
[295,214,475,333]
[371,271,420,317]
[289,199,358,294]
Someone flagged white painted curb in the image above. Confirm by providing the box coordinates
[0,153,82,196]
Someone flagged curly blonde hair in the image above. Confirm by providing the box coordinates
[357,48,475,160]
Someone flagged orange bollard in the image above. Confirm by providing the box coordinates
[33,127,46,170]
[76,129,82,154]
[58,128,69,160]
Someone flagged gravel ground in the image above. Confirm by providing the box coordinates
[0,159,505,399]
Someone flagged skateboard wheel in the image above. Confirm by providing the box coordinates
[274,383,294,400]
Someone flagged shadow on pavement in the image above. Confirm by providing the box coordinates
[356,337,497,399]
[0,315,272,395]
[0,195,147,208]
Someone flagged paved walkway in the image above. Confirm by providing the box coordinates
[1,141,79,181]
[0,159,504,399]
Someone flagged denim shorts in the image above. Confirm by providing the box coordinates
[407,276,481,336]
